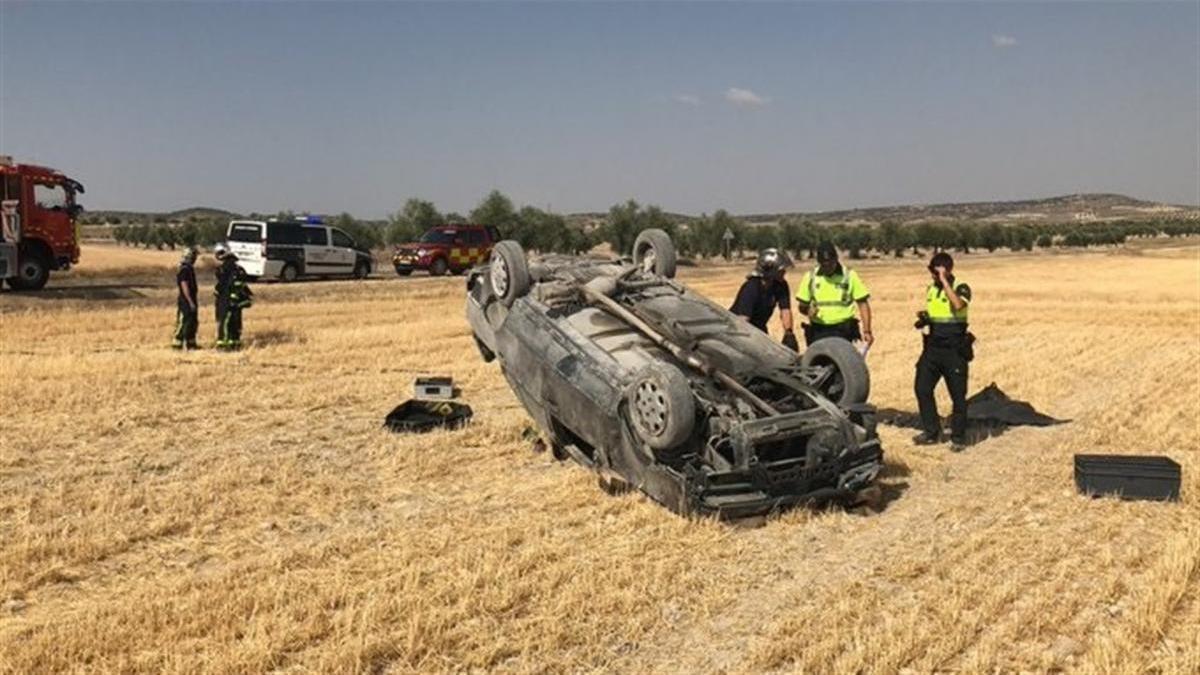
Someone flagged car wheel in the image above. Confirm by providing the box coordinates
[632,228,677,278]
[395,267,413,277]
[8,250,50,291]
[627,363,695,452]
[801,337,870,407]
[353,260,369,279]
[489,240,531,307]
[280,263,299,283]
[430,258,448,276]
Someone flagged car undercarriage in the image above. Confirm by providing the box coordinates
[467,231,882,519]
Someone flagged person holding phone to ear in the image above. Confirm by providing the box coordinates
[913,251,974,452]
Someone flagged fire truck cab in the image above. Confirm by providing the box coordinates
[0,155,85,290]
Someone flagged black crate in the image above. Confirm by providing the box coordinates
[1074,454,1181,502]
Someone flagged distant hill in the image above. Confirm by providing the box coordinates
[736,193,1198,226]
[80,206,243,225]
[80,193,1198,227]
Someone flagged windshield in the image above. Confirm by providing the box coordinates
[419,229,457,245]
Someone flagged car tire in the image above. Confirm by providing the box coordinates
[8,249,50,291]
[632,228,677,278]
[801,337,870,407]
[395,267,413,277]
[430,258,448,276]
[627,363,695,452]
[489,240,531,307]
[353,260,369,279]
[280,263,299,283]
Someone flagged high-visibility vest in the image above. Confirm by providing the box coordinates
[926,280,969,324]
[804,267,860,325]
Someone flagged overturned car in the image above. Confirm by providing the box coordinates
[466,230,882,519]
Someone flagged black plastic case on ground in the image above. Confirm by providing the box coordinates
[1074,454,1181,502]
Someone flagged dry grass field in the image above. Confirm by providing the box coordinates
[1,242,1198,673]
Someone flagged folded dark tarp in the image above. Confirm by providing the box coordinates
[384,400,473,433]
[966,382,1069,427]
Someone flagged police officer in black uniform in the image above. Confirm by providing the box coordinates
[172,246,199,350]
[730,248,799,350]
[913,251,974,451]
[213,243,253,351]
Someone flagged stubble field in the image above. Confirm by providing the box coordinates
[1,241,1198,673]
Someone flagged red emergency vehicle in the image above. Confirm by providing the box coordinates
[0,156,85,290]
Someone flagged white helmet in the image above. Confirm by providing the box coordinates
[213,243,230,260]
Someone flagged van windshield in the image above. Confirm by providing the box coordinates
[420,229,457,244]
[228,223,263,242]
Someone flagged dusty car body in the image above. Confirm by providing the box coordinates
[466,231,882,519]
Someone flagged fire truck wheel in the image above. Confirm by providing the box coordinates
[279,263,299,283]
[430,258,448,276]
[9,250,50,291]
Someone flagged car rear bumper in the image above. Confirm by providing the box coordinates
[692,447,883,519]
[236,259,273,277]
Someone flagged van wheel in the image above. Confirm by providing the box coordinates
[430,258,448,276]
[9,249,50,291]
[280,263,299,283]
[353,260,369,279]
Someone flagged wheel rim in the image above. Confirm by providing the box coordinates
[490,254,510,297]
[639,246,657,273]
[810,358,846,399]
[19,261,41,281]
[633,380,668,438]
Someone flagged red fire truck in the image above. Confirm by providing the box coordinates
[0,156,86,290]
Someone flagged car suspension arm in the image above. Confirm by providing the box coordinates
[580,281,780,417]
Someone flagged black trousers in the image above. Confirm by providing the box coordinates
[174,300,198,347]
[804,319,861,346]
[915,343,969,442]
[216,300,243,347]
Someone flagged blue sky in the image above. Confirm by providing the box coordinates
[1,1,1197,217]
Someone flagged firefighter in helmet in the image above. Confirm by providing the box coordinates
[213,243,253,351]
[795,242,873,347]
[913,251,974,451]
[172,246,199,350]
[730,248,799,350]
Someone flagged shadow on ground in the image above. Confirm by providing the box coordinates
[1,282,158,302]
[876,407,1015,446]
[247,329,306,348]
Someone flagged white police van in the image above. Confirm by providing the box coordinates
[225,218,373,282]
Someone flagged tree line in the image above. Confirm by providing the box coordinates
[107,191,1199,258]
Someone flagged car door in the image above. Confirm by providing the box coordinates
[464,229,487,267]
[329,229,358,273]
[303,226,331,274]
